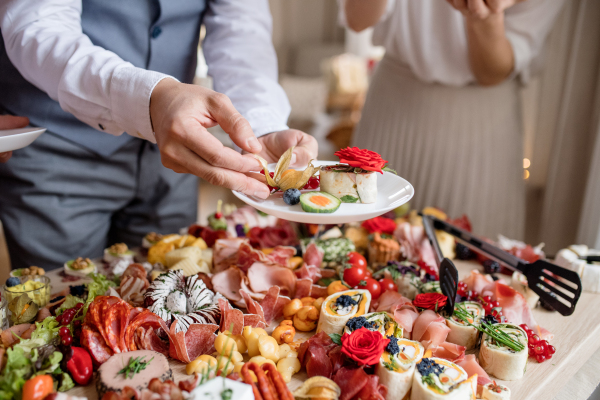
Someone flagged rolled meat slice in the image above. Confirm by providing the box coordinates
[445,301,484,350]
[376,339,424,400]
[410,357,476,400]
[478,324,528,381]
[316,289,371,335]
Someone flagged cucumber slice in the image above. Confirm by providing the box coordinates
[300,191,341,213]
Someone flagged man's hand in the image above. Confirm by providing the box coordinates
[250,129,318,167]
[0,115,30,163]
[150,79,272,199]
[446,0,526,19]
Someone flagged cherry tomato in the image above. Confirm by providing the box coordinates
[364,269,372,279]
[346,252,367,269]
[343,266,366,288]
[378,278,397,293]
[358,278,382,300]
[22,375,54,400]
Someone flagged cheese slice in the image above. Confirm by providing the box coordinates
[165,246,202,267]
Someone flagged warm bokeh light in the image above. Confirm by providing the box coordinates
[524,169,530,180]
[523,158,531,169]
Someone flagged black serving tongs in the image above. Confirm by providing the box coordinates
[421,214,459,315]
[428,215,582,316]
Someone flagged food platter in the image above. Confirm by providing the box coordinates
[0,126,46,152]
[0,202,598,400]
[232,161,414,224]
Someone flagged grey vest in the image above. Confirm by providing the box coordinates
[0,0,206,156]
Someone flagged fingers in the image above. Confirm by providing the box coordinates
[0,152,12,163]
[290,133,318,168]
[0,115,29,130]
[467,0,490,18]
[452,0,468,11]
[206,93,262,154]
[161,144,270,199]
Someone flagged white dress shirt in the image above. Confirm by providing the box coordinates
[339,0,565,86]
[0,0,290,143]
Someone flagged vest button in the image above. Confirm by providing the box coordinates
[151,26,162,39]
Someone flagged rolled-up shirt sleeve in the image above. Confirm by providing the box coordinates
[505,0,566,82]
[337,0,396,27]
[0,0,171,142]
[203,0,291,137]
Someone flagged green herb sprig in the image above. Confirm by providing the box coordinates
[453,305,524,352]
[117,356,154,379]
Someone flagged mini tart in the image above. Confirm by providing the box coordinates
[411,357,476,400]
[478,324,528,381]
[445,301,484,350]
[316,289,371,335]
[142,232,164,249]
[64,258,97,277]
[344,311,403,338]
[368,232,400,267]
[319,164,377,204]
[376,339,424,400]
[144,269,224,333]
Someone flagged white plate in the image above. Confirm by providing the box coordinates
[233,161,414,224]
[0,127,46,152]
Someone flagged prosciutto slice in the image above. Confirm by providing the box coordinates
[267,246,297,267]
[211,266,247,307]
[295,278,313,299]
[430,342,466,363]
[298,332,339,379]
[240,289,265,323]
[461,270,496,294]
[334,367,386,400]
[260,286,290,324]
[375,291,420,333]
[303,242,324,267]
[247,261,297,297]
[456,354,492,386]
[412,310,451,348]
[295,264,323,283]
[394,222,436,270]
[237,241,270,272]
[213,238,247,273]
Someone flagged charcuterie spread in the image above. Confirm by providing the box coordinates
[0,197,578,400]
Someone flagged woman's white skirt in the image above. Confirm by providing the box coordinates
[353,56,525,240]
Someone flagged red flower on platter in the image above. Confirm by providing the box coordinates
[413,293,448,311]
[334,147,388,173]
[341,327,389,366]
[362,217,397,235]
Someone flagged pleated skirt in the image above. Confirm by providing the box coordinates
[353,56,525,240]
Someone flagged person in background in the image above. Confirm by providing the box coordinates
[0,114,29,162]
[0,0,317,269]
[341,0,564,239]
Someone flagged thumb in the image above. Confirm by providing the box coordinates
[0,115,29,130]
[207,93,262,154]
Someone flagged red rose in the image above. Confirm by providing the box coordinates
[334,147,389,174]
[362,217,397,235]
[341,327,389,366]
[413,293,448,311]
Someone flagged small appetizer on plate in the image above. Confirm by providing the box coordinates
[317,289,371,335]
[64,257,97,277]
[482,382,511,400]
[142,232,164,250]
[10,265,45,277]
[103,242,135,264]
[411,357,477,400]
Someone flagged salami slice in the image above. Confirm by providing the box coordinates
[185,323,219,362]
[105,304,124,353]
[135,326,169,357]
[310,284,329,299]
[124,309,169,352]
[243,314,267,329]
[303,242,324,267]
[240,289,265,323]
[260,286,290,324]
[221,309,244,335]
[218,298,233,314]
[82,324,114,366]
[295,279,313,299]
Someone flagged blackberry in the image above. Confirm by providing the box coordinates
[70,284,86,297]
[482,260,500,274]
[6,277,20,287]
[335,295,358,308]
[283,189,301,206]
[386,336,400,355]
[416,358,444,377]
[50,296,65,304]
[455,243,475,260]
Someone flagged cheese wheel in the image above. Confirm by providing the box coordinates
[479,324,528,381]
[445,301,483,350]
[376,339,424,400]
[320,168,377,204]
[317,290,371,335]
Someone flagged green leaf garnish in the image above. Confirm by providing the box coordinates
[329,333,342,345]
[382,165,397,174]
[340,195,359,203]
[117,356,154,379]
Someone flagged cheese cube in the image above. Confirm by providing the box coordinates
[170,258,201,277]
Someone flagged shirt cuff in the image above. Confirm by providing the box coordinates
[505,32,531,83]
[109,65,176,143]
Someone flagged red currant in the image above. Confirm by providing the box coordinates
[529,348,536,357]
[490,301,500,308]
[59,327,70,337]
[546,345,556,355]
[534,342,547,355]
[62,335,73,346]
[529,334,540,344]
[482,295,492,304]
[62,314,73,325]
[56,314,63,324]
[73,320,82,329]
[535,354,546,363]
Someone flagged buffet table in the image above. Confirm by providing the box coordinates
[45,261,600,400]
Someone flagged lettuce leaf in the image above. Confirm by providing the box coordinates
[58,372,75,392]
[30,316,60,343]
[0,345,32,399]
[84,272,116,315]
[55,295,85,315]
